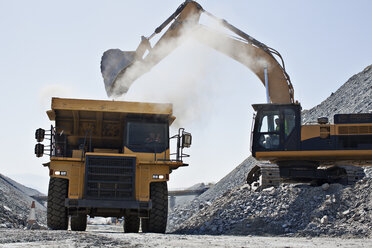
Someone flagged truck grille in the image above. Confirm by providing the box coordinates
[84,155,136,200]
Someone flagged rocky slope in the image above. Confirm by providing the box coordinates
[167,157,256,232]
[0,174,46,228]
[197,157,256,203]
[302,65,372,123]
[168,64,372,236]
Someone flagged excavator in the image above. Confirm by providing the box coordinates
[101,0,372,187]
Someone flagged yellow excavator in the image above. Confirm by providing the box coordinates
[101,0,372,187]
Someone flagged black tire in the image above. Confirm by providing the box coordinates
[124,215,140,233]
[141,182,168,233]
[141,218,149,233]
[47,177,68,230]
[71,214,87,231]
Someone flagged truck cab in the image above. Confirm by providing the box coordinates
[35,97,191,233]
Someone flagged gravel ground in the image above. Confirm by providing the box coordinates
[0,225,371,248]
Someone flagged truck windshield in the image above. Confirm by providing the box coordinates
[126,121,169,153]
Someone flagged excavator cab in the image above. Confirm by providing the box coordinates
[251,104,301,156]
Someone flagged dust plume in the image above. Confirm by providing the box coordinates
[104,9,280,126]
[38,84,76,109]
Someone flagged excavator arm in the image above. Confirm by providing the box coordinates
[101,0,294,104]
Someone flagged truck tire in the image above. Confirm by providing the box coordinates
[71,214,87,231]
[124,215,140,233]
[141,182,168,233]
[47,177,68,230]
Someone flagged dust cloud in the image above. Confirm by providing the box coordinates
[38,84,76,109]
[106,11,267,127]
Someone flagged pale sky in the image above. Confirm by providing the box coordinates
[0,1,371,194]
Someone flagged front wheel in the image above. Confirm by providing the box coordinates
[47,178,68,230]
[124,215,140,233]
[71,214,87,231]
[141,182,168,233]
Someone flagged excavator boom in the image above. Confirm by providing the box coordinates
[100,0,294,104]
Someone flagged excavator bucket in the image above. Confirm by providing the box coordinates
[100,49,138,97]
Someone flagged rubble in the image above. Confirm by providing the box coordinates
[167,157,256,232]
[173,179,372,237]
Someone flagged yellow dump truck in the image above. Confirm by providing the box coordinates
[34,97,191,233]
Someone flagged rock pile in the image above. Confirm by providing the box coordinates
[168,64,372,236]
[302,65,372,123]
[174,178,372,237]
[0,174,46,228]
[167,157,256,232]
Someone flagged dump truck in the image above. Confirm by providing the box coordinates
[34,97,192,233]
[100,0,371,188]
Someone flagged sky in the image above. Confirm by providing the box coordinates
[0,0,371,194]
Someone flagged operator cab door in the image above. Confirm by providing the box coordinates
[251,104,301,156]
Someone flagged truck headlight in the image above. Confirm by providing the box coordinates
[152,174,164,179]
[55,171,67,176]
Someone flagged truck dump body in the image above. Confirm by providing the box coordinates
[47,98,175,156]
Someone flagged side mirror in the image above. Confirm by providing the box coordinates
[35,143,44,157]
[35,128,45,142]
[182,133,192,148]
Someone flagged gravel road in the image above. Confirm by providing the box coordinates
[0,225,371,248]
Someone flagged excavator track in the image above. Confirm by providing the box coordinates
[246,163,280,189]
[246,163,366,190]
[336,165,366,185]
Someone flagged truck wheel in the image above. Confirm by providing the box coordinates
[141,218,149,233]
[124,215,140,233]
[71,214,87,231]
[141,182,168,233]
[47,177,68,230]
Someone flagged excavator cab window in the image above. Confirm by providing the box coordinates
[257,111,280,149]
[283,109,296,138]
[252,104,301,155]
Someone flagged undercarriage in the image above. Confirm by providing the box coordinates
[246,162,366,189]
